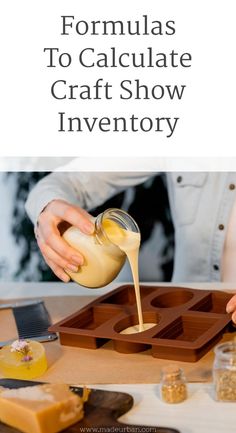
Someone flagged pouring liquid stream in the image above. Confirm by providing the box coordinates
[103,219,144,332]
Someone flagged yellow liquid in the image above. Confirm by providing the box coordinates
[0,341,47,380]
[63,226,126,288]
[103,218,147,333]
[120,323,157,335]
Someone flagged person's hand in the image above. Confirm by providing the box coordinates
[226,295,236,323]
[35,199,94,282]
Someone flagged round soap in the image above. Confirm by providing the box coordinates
[0,340,47,380]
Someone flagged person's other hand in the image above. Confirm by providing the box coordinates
[35,199,94,282]
[226,294,236,323]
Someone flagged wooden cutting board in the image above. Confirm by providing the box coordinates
[0,379,179,433]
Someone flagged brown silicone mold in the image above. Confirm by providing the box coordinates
[49,285,233,362]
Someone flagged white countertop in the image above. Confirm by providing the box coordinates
[0,281,236,433]
[94,383,235,433]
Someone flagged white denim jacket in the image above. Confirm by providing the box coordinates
[25,171,236,283]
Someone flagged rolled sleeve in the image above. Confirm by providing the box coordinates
[25,171,154,225]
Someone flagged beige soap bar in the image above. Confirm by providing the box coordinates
[0,383,84,433]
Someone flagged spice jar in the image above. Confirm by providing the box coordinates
[62,208,140,288]
[160,365,187,404]
[213,341,236,402]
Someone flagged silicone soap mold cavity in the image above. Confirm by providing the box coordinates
[113,311,160,353]
[49,285,232,362]
[59,305,120,331]
[114,311,160,334]
[154,314,217,342]
[151,289,194,308]
[190,292,229,314]
[102,286,156,306]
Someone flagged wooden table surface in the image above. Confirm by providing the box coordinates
[0,282,235,384]
[0,282,236,433]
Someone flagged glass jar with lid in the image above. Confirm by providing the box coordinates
[62,208,140,288]
[160,364,187,404]
[213,341,236,401]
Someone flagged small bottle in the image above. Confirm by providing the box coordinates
[62,208,140,288]
[213,341,236,402]
[160,365,187,404]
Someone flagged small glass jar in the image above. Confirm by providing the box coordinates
[213,341,236,402]
[160,365,187,404]
[62,208,140,288]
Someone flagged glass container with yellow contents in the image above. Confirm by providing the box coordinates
[62,208,140,288]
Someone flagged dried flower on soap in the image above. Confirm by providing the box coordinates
[11,340,29,353]
[10,340,33,362]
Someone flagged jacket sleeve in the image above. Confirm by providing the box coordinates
[25,171,154,225]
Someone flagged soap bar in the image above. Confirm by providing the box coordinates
[0,383,84,433]
[0,340,47,379]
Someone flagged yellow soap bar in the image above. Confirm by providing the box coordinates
[0,340,47,380]
[0,383,84,433]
